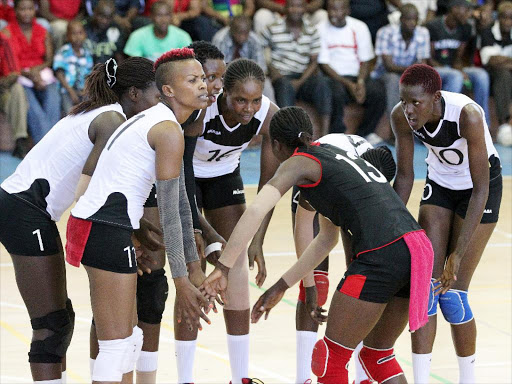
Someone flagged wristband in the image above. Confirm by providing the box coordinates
[205,242,223,257]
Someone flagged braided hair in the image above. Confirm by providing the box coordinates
[360,146,397,182]
[270,106,313,148]
[223,58,265,92]
[154,47,196,93]
[187,41,224,65]
[70,56,155,115]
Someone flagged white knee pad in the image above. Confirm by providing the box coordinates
[224,249,250,311]
[92,326,143,382]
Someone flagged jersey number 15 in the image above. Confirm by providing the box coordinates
[335,152,387,183]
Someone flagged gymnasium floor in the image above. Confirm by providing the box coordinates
[0,146,511,384]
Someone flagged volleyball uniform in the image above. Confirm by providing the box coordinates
[0,104,125,256]
[293,143,426,303]
[291,134,373,213]
[193,93,271,210]
[413,91,502,223]
[68,103,178,273]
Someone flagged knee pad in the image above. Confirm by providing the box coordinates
[359,345,403,383]
[93,326,144,382]
[311,337,352,384]
[439,289,474,325]
[28,304,74,363]
[428,278,441,316]
[298,271,329,307]
[137,269,169,324]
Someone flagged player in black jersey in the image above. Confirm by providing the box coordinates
[0,57,159,382]
[392,64,503,383]
[201,106,435,384]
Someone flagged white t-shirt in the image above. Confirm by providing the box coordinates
[318,17,375,77]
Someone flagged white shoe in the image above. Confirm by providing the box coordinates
[497,123,512,146]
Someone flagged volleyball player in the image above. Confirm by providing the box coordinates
[0,57,159,383]
[174,58,279,384]
[392,63,502,383]
[202,106,436,384]
[292,134,396,384]
[65,48,211,383]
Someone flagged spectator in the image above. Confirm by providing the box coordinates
[480,1,512,135]
[38,0,82,49]
[318,0,386,143]
[143,0,216,41]
[85,0,144,32]
[427,0,491,124]
[0,0,15,30]
[262,0,332,138]
[388,0,437,26]
[253,0,327,35]
[373,4,430,117]
[213,15,275,101]
[53,20,94,114]
[0,33,29,158]
[349,0,393,43]
[4,0,60,144]
[124,1,192,61]
[84,0,127,64]
[203,0,255,25]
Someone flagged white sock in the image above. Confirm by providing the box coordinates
[458,354,476,383]
[137,351,159,372]
[354,342,369,384]
[89,359,95,379]
[175,339,196,384]
[227,334,249,384]
[61,371,66,384]
[412,352,432,384]
[34,380,62,384]
[295,330,317,383]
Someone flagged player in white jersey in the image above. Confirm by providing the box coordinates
[0,57,159,383]
[65,48,212,383]
[175,58,279,384]
[392,64,503,383]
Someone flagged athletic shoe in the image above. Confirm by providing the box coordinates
[230,379,265,384]
[352,380,375,384]
[304,380,312,383]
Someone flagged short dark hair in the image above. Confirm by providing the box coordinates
[187,41,224,65]
[400,64,442,94]
[154,47,196,92]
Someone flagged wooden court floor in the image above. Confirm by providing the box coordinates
[1,179,511,384]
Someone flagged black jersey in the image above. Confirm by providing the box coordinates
[294,143,421,256]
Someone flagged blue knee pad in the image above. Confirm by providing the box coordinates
[427,279,440,316]
[439,289,474,325]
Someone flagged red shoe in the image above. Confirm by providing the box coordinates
[230,379,265,384]
[352,380,374,384]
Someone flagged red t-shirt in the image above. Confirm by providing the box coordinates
[49,0,81,20]
[0,34,20,77]
[6,19,47,69]
[143,0,191,15]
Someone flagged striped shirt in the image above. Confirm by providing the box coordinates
[372,24,430,78]
[261,17,321,76]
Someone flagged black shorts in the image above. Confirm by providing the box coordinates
[144,184,158,208]
[420,173,502,224]
[337,237,411,303]
[195,166,246,210]
[81,221,137,274]
[291,185,300,214]
[0,188,60,256]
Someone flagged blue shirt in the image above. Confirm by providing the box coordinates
[53,43,94,92]
[372,24,430,79]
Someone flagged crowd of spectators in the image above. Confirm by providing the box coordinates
[1,0,511,158]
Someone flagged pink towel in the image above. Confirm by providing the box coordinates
[65,215,92,267]
[404,230,434,332]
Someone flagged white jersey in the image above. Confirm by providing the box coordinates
[72,103,179,229]
[411,91,499,190]
[1,104,124,221]
[317,134,373,156]
[193,93,271,178]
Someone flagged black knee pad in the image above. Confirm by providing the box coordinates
[29,302,74,364]
[137,268,169,324]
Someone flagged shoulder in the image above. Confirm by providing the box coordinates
[169,25,191,38]
[346,16,370,31]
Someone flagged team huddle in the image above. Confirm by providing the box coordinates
[0,42,502,384]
